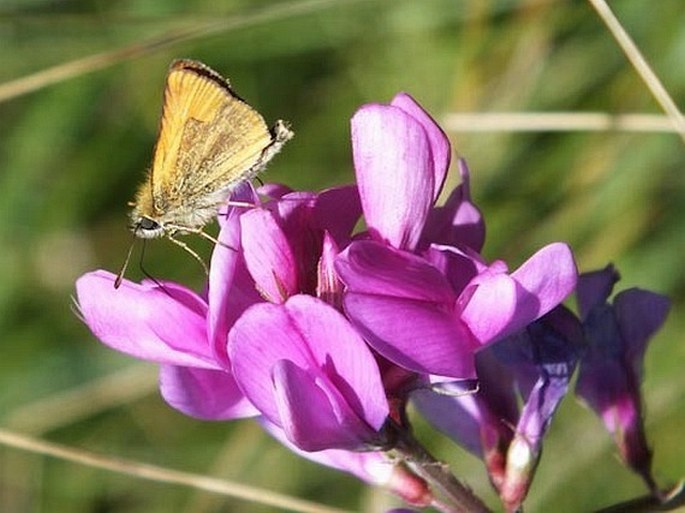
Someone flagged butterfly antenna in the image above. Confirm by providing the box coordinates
[139,240,172,297]
[114,237,137,289]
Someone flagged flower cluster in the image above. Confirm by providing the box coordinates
[76,93,671,512]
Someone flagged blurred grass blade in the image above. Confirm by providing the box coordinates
[5,364,157,435]
[0,0,371,104]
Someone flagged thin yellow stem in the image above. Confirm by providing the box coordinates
[587,0,685,144]
[442,112,677,133]
[0,428,352,513]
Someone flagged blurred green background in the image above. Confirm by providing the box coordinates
[0,0,684,511]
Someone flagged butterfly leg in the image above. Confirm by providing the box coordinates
[194,229,239,253]
[166,224,238,252]
[166,235,209,276]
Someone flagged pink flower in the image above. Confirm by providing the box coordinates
[75,271,257,420]
[228,295,390,451]
[337,93,578,380]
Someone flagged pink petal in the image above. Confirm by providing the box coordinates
[257,182,294,199]
[336,241,456,304]
[261,419,396,484]
[391,92,451,201]
[461,243,578,344]
[316,231,343,307]
[159,365,259,420]
[510,243,578,320]
[263,419,433,505]
[460,272,518,344]
[425,244,484,295]
[273,360,380,451]
[208,210,262,366]
[240,208,298,303]
[228,295,388,435]
[76,271,218,369]
[351,104,435,250]
[344,293,478,378]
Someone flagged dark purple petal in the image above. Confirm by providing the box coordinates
[228,295,389,449]
[390,92,451,201]
[576,264,620,320]
[491,305,585,398]
[240,208,298,303]
[76,271,218,369]
[351,104,435,250]
[500,362,573,511]
[159,365,258,420]
[614,288,670,371]
[417,305,582,509]
[575,280,669,489]
[494,312,581,511]
[575,304,628,429]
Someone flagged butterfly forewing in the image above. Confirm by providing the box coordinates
[147,60,272,216]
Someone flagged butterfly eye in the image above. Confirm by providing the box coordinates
[139,217,159,231]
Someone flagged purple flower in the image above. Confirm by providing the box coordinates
[414,305,584,512]
[75,270,257,420]
[575,265,670,492]
[228,295,389,451]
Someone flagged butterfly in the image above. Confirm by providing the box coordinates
[116,59,293,287]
